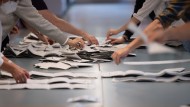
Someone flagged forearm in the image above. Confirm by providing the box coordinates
[163,23,190,41]
[0,57,17,72]
[39,10,87,38]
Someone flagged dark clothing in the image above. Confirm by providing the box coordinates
[123,0,155,40]
[31,0,48,10]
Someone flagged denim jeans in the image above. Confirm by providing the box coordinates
[182,41,190,52]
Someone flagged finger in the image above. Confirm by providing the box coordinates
[115,54,121,65]
[20,74,27,83]
[25,71,30,78]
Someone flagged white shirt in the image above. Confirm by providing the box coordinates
[133,0,184,26]
[0,0,69,45]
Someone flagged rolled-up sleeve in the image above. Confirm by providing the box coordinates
[133,0,160,21]
[14,0,69,45]
[156,0,190,28]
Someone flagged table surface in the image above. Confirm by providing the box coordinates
[1,46,190,107]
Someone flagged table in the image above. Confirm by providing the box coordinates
[0,47,190,107]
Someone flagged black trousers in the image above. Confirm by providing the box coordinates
[1,36,9,52]
[123,0,155,40]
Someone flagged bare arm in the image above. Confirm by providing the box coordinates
[38,10,98,45]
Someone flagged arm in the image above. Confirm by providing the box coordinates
[149,23,190,43]
[106,0,159,39]
[38,10,98,45]
[14,0,69,45]
[0,54,30,83]
[14,0,85,48]
[156,0,190,28]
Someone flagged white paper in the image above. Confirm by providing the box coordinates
[61,61,93,67]
[34,62,71,70]
[101,68,185,78]
[123,59,190,65]
[67,95,98,103]
[112,76,190,83]
[0,83,94,90]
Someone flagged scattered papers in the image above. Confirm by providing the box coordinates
[67,95,98,103]
[101,68,185,78]
[1,71,98,78]
[0,83,94,90]
[123,59,190,65]
[0,78,92,84]
[112,76,190,83]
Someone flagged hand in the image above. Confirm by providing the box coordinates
[106,29,119,40]
[109,36,126,45]
[36,33,54,45]
[11,66,30,83]
[111,47,131,65]
[10,26,19,35]
[84,34,99,45]
[67,38,85,49]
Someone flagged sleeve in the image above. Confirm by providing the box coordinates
[133,0,160,21]
[156,0,190,28]
[14,0,69,45]
[0,53,4,67]
[31,0,48,10]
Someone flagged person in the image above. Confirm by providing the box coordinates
[0,20,30,83]
[0,0,85,51]
[106,0,155,44]
[6,0,98,47]
[111,0,190,65]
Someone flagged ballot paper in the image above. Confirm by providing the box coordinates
[28,44,62,57]
[0,77,93,84]
[23,33,40,43]
[1,71,98,78]
[39,57,67,62]
[67,95,98,103]
[123,59,190,65]
[61,61,93,67]
[0,83,95,90]
[34,62,71,70]
[112,76,190,83]
[101,68,185,78]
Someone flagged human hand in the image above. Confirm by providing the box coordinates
[106,29,119,40]
[36,33,54,45]
[67,38,85,49]
[109,36,126,45]
[111,47,131,65]
[84,34,99,45]
[11,65,30,83]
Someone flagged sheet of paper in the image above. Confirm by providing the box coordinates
[0,83,94,90]
[112,76,190,83]
[101,68,186,78]
[61,61,93,67]
[34,62,71,70]
[67,95,98,103]
[123,59,190,65]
